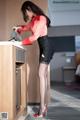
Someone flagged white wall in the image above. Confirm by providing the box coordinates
[48,0,80,26]
[50,52,76,82]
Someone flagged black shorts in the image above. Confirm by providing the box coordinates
[38,36,54,64]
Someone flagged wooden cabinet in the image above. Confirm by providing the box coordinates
[75,52,80,65]
[0,42,27,120]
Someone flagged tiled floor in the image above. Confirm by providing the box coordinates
[18,83,80,120]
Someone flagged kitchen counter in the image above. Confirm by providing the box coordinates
[0,41,24,49]
[0,43,27,120]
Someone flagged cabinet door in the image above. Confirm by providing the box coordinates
[16,67,21,110]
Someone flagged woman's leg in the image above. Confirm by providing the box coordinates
[39,63,48,113]
[45,65,50,106]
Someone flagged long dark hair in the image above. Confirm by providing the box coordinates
[21,1,51,27]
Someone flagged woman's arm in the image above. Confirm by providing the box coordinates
[17,22,32,34]
[22,16,47,45]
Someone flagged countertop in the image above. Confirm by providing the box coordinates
[0,41,24,49]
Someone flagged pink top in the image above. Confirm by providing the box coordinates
[17,15,47,45]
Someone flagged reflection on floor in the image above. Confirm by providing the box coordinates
[47,83,80,120]
[18,83,80,120]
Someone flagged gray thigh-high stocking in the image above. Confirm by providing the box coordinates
[39,63,48,111]
[45,65,51,106]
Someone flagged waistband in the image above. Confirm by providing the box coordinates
[39,35,48,39]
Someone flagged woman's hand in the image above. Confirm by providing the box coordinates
[12,26,23,34]
[12,26,21,31]
[22,38,33,45]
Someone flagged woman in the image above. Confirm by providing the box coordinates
[14,1,54,118]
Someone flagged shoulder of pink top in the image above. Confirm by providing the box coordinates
[32,15,46,23]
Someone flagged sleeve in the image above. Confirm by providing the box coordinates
[22,38,32,45]
[22,16,47,45]
[17,22,31,34]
